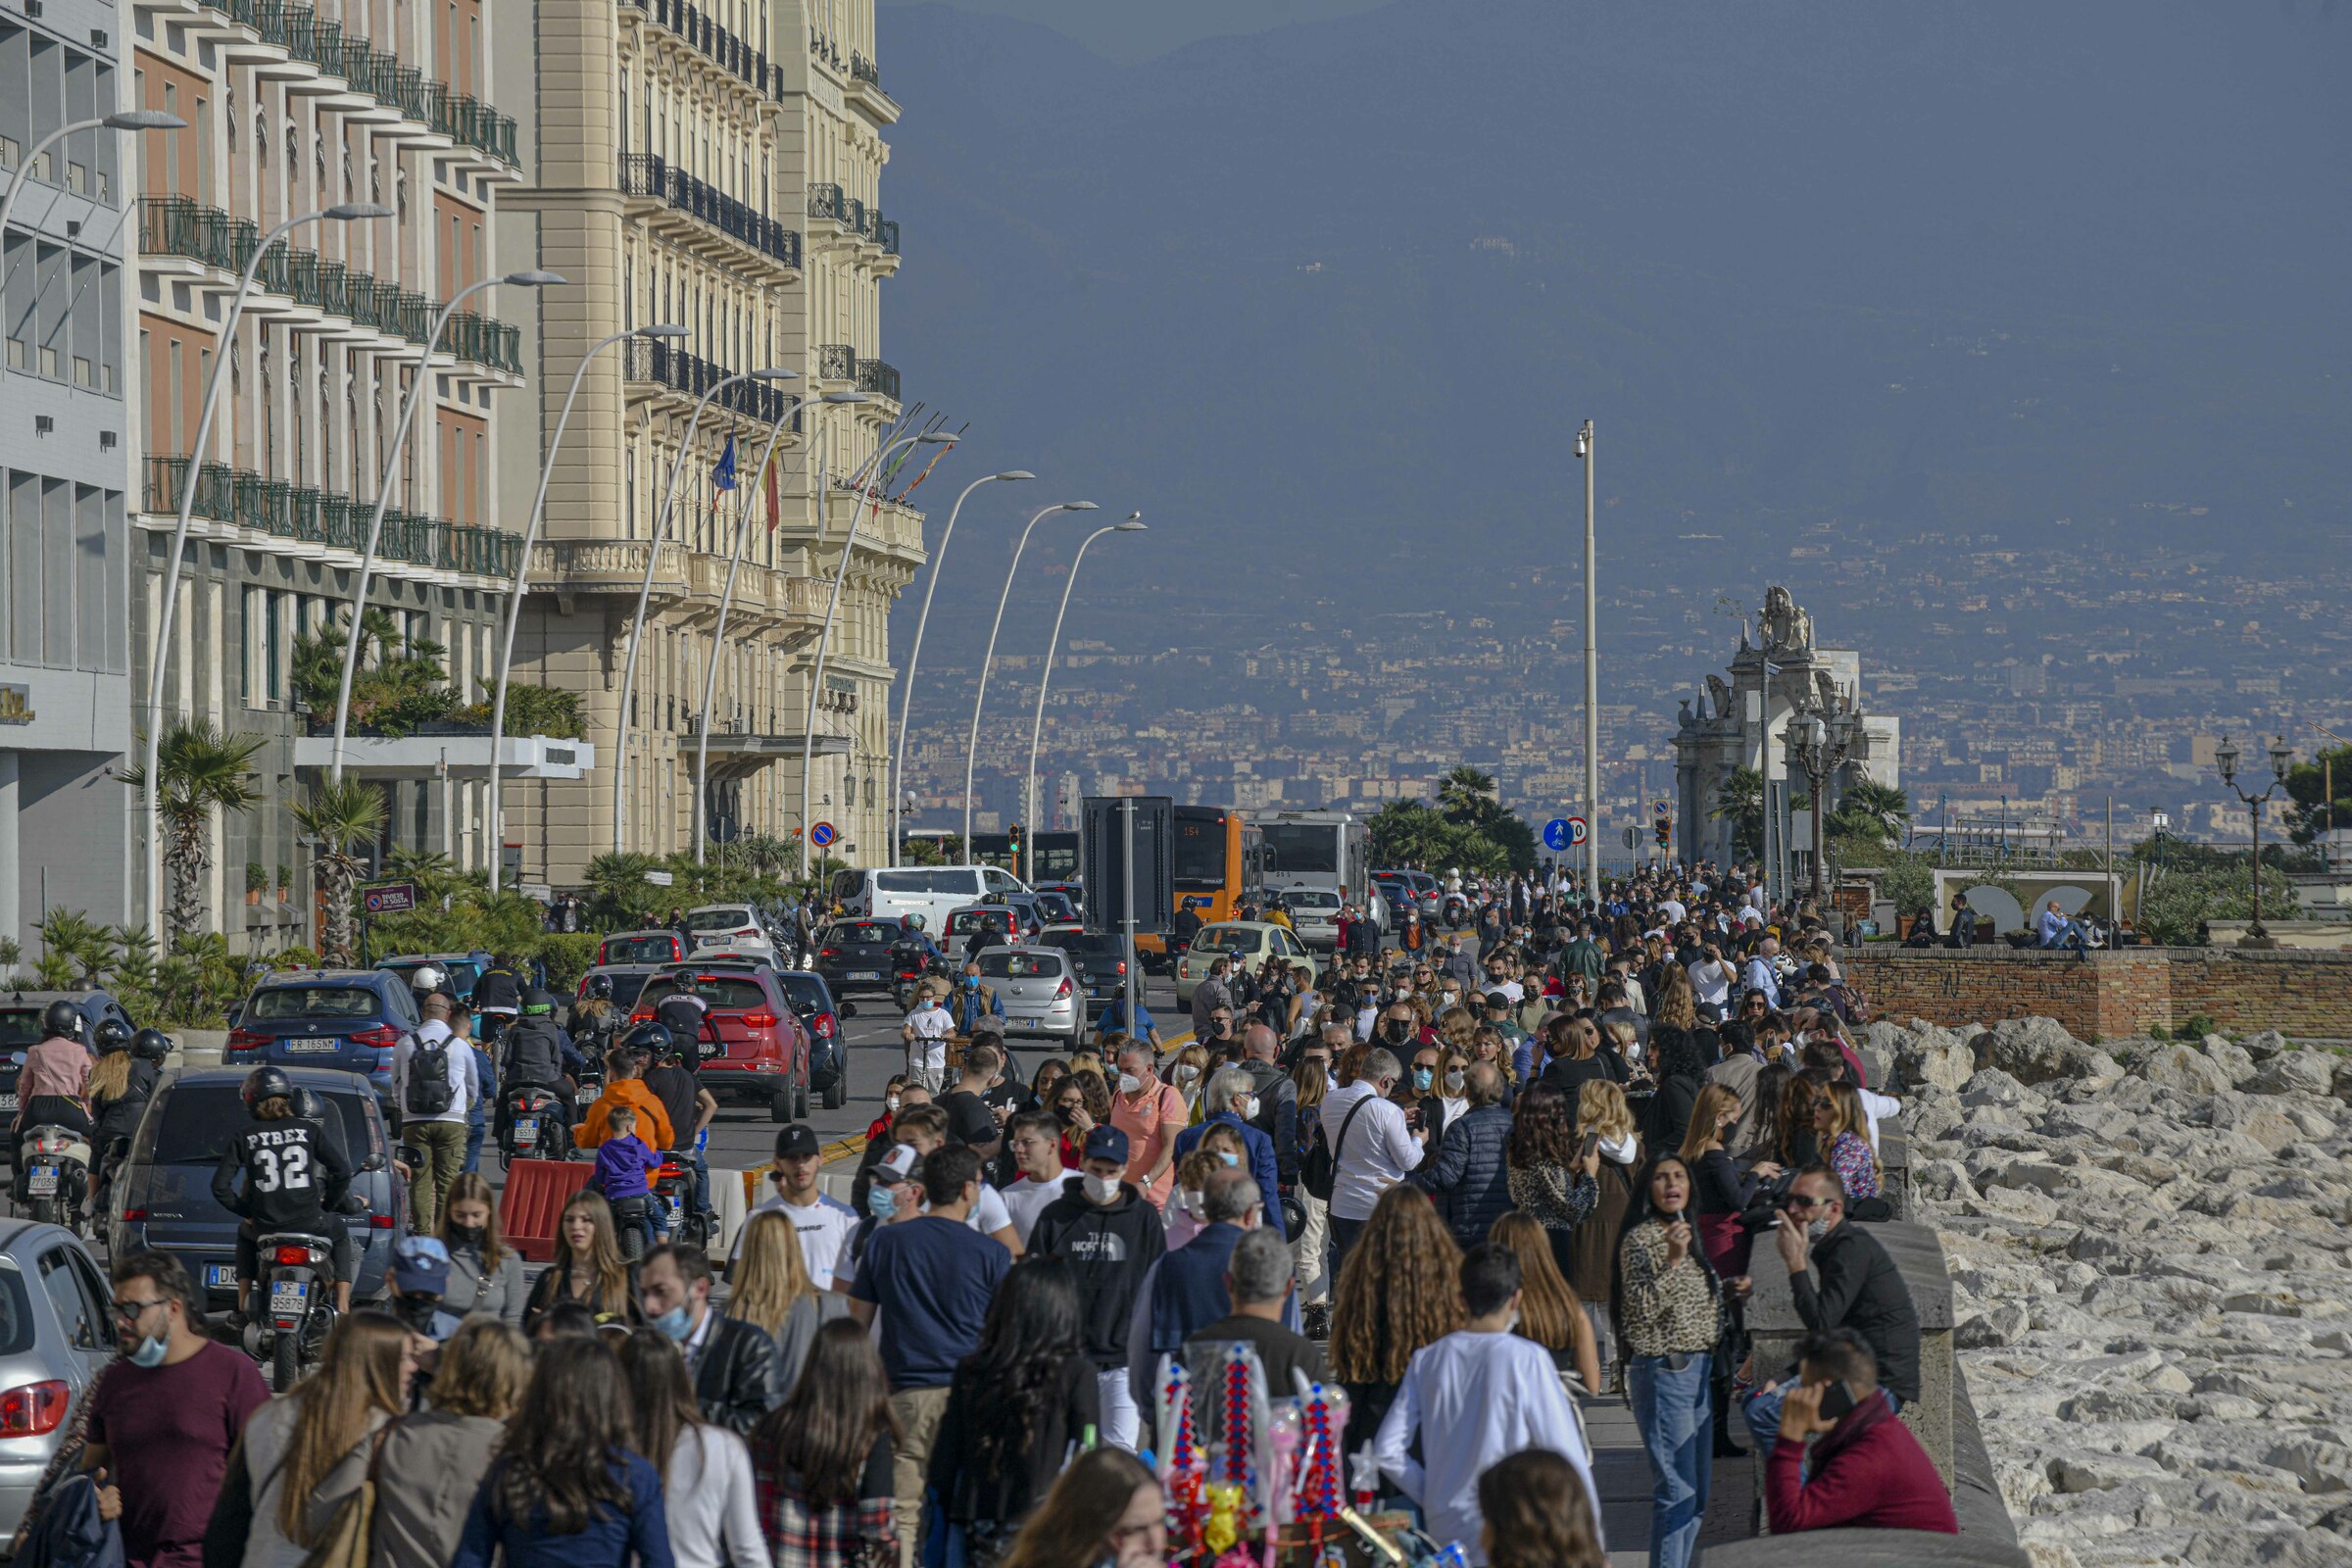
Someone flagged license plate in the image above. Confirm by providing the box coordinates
[205,1263,237,1289]
[270,1281,308,1317]
[26,1168,56,1197]
[514,1116,539,1139]
[850,970,881,981]
[0,1095,15,1111]
[285,1037,338,1054]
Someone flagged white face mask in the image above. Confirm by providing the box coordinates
[1173,1064,1200,1085]
[1239,1096,1259,1122]
[1083,1173,1123,1205]
[1444,1070,1466,1095]
[1116,1072,1143,1095]
[885,1096,901,1113]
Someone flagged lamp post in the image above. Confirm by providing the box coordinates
[485,322,686,891]
[2214,734,2292,948]
[962,501,1098,852]
[0,110,186,387]
[1025,514,1145,840]
[888,468,1035,865]
[1781,698,1864,902]
[2316,723,2348,874]
[139,198,388,939]
[328,270,565,782]
[800,424,954,877]
[1574,418,1598,905]
[609,364,800,853]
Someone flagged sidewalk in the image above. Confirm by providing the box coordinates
[1582,1392,1756,1565]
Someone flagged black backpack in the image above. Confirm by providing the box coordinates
[405,1035,457,1117]
[1301,1095,1373,1203]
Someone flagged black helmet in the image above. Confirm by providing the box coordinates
[130,1028,172,1063]
[584,973,613,1001]
[241,1065,294,1112]
[40,1000,84,1043]
[520,989,556,1016]
[291,1087,326,1122]
[621,1021,672,1058]
[92,1018,133,1054]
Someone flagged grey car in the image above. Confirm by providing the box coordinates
[973,945,1083,1050]
[0,1222,120,1537]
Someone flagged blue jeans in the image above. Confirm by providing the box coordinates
[463,1112,485,1173]
[1629,1352,1712,1568]
[670,1149,712,1218]
[1746,1382,1897,1463]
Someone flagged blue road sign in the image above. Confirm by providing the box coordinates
[1544,818,1572,851]
[809,821,837,848]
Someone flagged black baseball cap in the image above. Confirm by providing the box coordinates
[774,1124,821,1160]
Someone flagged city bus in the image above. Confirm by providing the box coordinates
[1027,831,1080,885]
[1258,809,1372,913]
[1171,805,1262,926]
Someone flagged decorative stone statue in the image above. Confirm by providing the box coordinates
[1760,585,1817,654]
[1679,698,1695,728]
[1704,673,1732,720]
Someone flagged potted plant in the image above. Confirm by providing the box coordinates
[276,863,293,904]
[245,862,268,907]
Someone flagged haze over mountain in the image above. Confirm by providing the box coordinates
[876,0,2352,737]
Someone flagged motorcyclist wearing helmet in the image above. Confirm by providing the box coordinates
[641,1031,718,1227]
[569,971,618,1054]
[14,1000,94,1139]
[649,968,713,1055]
[88,1024,164,1210]
[472,954,524,1034]
[407,962,454,1001]
[895,913,945,967]
[497,988,587,1135]
[214,1066,354,1318]
[572,1023,675,1152]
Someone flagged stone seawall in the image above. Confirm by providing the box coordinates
[1843,949,2352,1041]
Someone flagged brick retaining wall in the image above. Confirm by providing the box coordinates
[1842,948,2352,1040]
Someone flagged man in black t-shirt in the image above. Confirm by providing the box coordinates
[935,1040,1005,1163]
[643,1039,716,1221]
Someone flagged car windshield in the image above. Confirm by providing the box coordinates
[1288,891,1342,910]
[949,909,1010,934]
[641,975,769,1011]
[0,1008,51,1049]
[688,909,754,933]
[603,935,679,963]
[246,986,379,1021]
[150,1085,368,1166]
[977,951,1061,979]
[1194,925,1261,953]
[596,972,655,1009]
[828,923,901,945]
[776,974,832,1012]
[1032,892,1076,921]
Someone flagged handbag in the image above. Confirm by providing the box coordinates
[1301,1096,1371,1203]
[297,1418,401,1568]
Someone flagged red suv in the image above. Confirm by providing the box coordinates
[628,965,810,1122]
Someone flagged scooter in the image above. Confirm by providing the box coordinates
[247,1229,340,1392]
[653,1155,707,1250]
[499,1084,573,1165]
[16,1124,91,1235]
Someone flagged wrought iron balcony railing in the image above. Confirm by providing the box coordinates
[807,182,845,224]
[638,0,771,96]
[143,455,522,578]
[622,339,798,424]
[619,155,802,270]
[855,359,900,402]
[817,344,856,383]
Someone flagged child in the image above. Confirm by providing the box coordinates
[591,1104,663,1254]
[900,985,954,1094]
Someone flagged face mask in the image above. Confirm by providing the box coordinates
[963,977,978,990]
[651,1303,693,1342]
[128,1330,171,1369]
[1117,1072,1143,1095]
[1240,1096,1259,1122]
[1445,1070,1466,1095]
[1174,1064,1200,1085]
[868,1184,900,1220]
[1412,1067,1434,1091]
[1180,1188,1204,1216]
[394,1296,442,1333]
[448,1223,486,1249]
[1083,1173,1123,1204]
[1806,1216,1833,1245]
[1383,1021,1412,1046]
[1217,1150,1241,1168]
[885,1096,902,1114]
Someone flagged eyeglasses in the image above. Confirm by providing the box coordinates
[1783,1195,1827,1211]
[111,1298,169,1321]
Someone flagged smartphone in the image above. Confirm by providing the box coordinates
[1817,1380,1857,1422]
[1579,1132,1599,1162]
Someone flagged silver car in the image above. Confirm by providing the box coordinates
[1280,888,1345,952]
[973,945,1082,1050]
[0,1222,119,1535]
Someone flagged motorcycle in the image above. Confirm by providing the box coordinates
[499,1084,572,1166]
[16,1124,91,1234]
[891,944,951,1011]
[654,1155,707,1250]
[246,1229,339,1392]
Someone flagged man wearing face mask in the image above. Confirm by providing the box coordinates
[1106,1044,1187,1209]
[384,1234,465,1345]
[1122,1166,1269,1409]
[1230,1023,1298,1202]
[1170,1066,1283,1235]
[639,1242,782,1435]
[85,1251,270,1568]
[1190,956,1234,1044]
[952,958,1005,1038]
[1028,1126,1165,1448]
[1319,1047,1426,1272]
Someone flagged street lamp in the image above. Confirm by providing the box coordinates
[1025,514,1145,840]
[888,468,1035,865]
[484,322,685,891]
[138,198,389,940]
[2214,734,2292,947]
[1575,418,1598,904]
[0,111,185,386]
[801,423,953,876]
[610,364,800,853]
[1781,694,1866,901]
[328,270,566,782]
[962,501,1098,851]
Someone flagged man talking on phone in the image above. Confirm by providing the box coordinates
[1741,1167,1921,1459]
[1766,1329,1955,1535]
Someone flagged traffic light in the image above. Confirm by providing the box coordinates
[1654,816,1672,848]
[1007,822,1023,878]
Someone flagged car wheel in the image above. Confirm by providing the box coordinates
[795,1077,810,1120]
[770,1087,794,1123]
[822,1069,846,1110]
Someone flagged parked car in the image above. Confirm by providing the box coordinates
[223,970,422,1103]
[598,929,690,966]
[109,1066,408,1310]
[775,970,854,1110]
[684,905,776,956]
[1175,921,1321,1006]
[628,965,810,1122]
[973,946,1083,1051]
[1040,931,1132,1003]
[0,1221,121,1538]
[812,919,913,998]
[0,992,129,1118]
[374,951,494,1002]
[940,904,1036,964]
[1277,887,1345,951]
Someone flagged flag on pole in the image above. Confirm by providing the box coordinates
[764,453,781,530]
[712,436,738,492]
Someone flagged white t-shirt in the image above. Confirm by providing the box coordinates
[1659,899,1687,925]
[1688,958,1732,1009]
[923,1182,1012,1237]
[1321,1081,1423,1224]
[904,1003,953,1071]
[743,1188,860,1285]
[1494,980,1526,1004]
[392,1020,477,1124]
[1000,1170,1079,1245]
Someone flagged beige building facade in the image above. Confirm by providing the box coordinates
[495,0,920,887]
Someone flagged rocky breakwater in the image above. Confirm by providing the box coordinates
[1868,1015,2352,1568]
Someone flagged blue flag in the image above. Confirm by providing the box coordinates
[712,436,738,492]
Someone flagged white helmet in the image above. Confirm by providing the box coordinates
[409,963,449,994]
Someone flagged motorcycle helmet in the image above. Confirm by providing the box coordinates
[621,1020,674,1058]
[130,1027,173,1063]
[241,1064,295,1113]
[904,912,926,932]
[92,1018,133,1054]
[584,973,613,1002]
[39,1000,85,1043]
[520,989,556,1016]
[408,963,449,996]
[291,1087,327,1122]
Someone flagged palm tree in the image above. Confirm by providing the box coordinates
[1437,764,1499,825]
[1711,765,1765,859]
[293,777,386,964]
[1830,779,1913,847]
[123,721,268,939]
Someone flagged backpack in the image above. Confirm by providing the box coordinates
[404,1035,456,1117]
[1301,1095,1373,1203]
[1825,979,1872,1028]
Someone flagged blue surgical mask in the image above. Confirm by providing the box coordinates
[651,1303,693,1342]
[1218,1151,1241,1168]
[128,1333,170,1369]
[1413,1068,1434,1091]
[963,976,978,990]
[867,1184,898,1220]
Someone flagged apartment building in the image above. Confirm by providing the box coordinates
[0,3,138,952]
[495,0,920,887]
[127,0,529,944]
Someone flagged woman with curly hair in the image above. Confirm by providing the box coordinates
[1505,1077,1599,1270]
[1477,1448,1607,1568]
[927,1258,1098,1562]
[1772,1070,1825,1172]
[1653,965,1697,1034]
[1326,1185,1463,1443]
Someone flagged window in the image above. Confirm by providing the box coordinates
[245,986,382,1020]
[977,951,1060,980]
[37,1249,104,1351]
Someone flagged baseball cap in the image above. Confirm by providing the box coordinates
[774,1124,821,1160]
[875,1143,922,1185]
[1082,1125,1131,1166]
[1483,991,1512,1009]
[391,1235,451,1295]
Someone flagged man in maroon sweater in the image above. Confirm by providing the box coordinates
[1768,1328,1958,1536]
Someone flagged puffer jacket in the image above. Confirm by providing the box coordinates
[1411,1102,1515,1248]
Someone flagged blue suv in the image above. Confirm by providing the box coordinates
[225,970,421,1102]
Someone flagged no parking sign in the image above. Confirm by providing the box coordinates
[809,822,838,849]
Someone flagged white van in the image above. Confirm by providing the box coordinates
[828,864,1030,934]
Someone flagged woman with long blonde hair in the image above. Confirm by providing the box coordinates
[1566,1079,1642,1384]
[1327,1186,1464,1443]
[726,1208,851,1399]
[521,1190,641,1331]
[222,1311,411,1566]
[1489,1212,1601,1394]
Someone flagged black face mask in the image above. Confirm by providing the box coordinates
[393,1296,442,1332]
[449,1224,486,1249]
[1382,1020,1413,1046]
[1054,1103,1078,1125]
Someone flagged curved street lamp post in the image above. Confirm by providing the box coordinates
[961,501,1098,853]
[1024,514,1146,840]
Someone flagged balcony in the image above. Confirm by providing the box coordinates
[623,338,799,423]
[849,52,879,89]
[816,344,856,383]
[807,183,846,225]
[876,218,900,256]
[636,0,773,98]
[142,455,521,579]
[855,359,901,404]
[619,154,802,271]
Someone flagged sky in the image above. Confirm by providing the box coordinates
[876,0,1396,63]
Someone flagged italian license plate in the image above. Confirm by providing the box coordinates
[0,1095,15,1111]
[26,1167,56,1197]
[205,1263,237,1290]
[270,1280,308,1317]
[285,1037,338,1054]
[514,1116,539,1140]
[850,970,881,981]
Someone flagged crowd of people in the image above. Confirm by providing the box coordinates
[31,858,1971,1568]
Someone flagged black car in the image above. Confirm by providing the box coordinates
[775,971,855,1109]
[1042,932,1131,1003]
[813,920,911,998]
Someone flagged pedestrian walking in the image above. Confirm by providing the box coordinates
[438,1172,525,1329]
[1325,1186,1463,1448]
[1474,1450,1607,1568]
[1025,1126,1164,1449]
[749,1320,900,1568]
[638,1244,782,1436]
[726,1209,854,1401]
[370,1320,529,1568]
[392,993,479,1233]
[1611,1153,1729,1568]
[1567,1079,1642,1380]
[992,1449,1162,1568]
[615,1331,770,1568]
[520,1191,642,1332]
